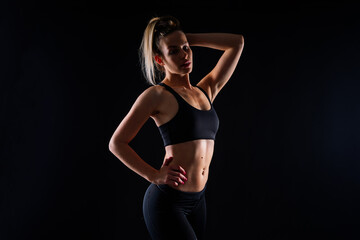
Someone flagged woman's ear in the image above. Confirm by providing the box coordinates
[154,55,164,66]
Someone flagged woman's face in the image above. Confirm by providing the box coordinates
[156,30,193,75]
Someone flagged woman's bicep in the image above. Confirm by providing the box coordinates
[199,35,244,101]
[212,45,243,82]
[209,47,243,98]
[110,88,159,145]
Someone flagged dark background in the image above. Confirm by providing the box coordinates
[2,1,360,239]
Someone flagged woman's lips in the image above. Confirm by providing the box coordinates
[182,61,191,68]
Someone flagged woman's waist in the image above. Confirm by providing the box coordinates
[169,176,208,192]
[163,140,213,192]
[168,159,209,192]
[157,182,207,196]
[167,155,211,178]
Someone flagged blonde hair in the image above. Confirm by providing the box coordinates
[139,16,181,85]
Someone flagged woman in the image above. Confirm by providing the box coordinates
[109,16,244,240]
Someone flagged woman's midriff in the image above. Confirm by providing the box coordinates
[164,139,215,192]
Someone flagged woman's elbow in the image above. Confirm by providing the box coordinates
[237,34,244,47]
[108,140,116,153]
[229,34,244,50]
[108,138,118,154]
[108,137,128,153]
[109,137,121,152]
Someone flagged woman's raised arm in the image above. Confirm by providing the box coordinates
[186,33,244,101]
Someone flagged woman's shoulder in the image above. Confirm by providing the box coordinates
[134,84,176,116]
[143,82,177,97]
[137,84,170,103]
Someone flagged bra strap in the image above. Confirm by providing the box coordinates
[196,86,212,105]
[157,82,183,102]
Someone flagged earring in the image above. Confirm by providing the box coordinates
[155,56,163,65]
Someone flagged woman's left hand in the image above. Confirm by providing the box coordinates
[153,157,188,187]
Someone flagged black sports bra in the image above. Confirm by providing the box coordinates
[157,82,219,146]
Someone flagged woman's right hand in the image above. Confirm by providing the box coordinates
[153,157,187,187]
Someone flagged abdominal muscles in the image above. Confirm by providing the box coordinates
[164,139,215,192]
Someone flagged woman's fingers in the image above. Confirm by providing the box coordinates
[168,175,186,184]
[164,176,180,186]
[159,158,188,187]
[162,166,187,186]
[162,156,173,167]
[169,167,187,181]
[177,165,187,176]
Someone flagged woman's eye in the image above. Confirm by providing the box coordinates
[169,49,179,55]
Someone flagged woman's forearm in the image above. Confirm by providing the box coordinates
[186,33,244,51]
[109,142,187,187]
[109,141,158,183]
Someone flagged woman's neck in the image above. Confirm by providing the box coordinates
[163,73,192,89]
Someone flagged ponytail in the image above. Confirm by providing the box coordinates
[139,16,181,85]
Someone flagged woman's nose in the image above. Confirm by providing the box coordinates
[180,49,188,59]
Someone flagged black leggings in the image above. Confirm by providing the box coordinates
[143,183,207,240]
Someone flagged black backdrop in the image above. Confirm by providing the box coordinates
[2,1,360,239]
